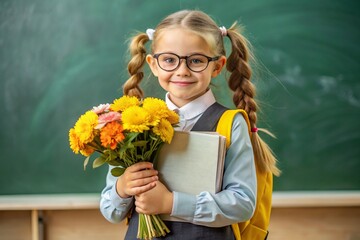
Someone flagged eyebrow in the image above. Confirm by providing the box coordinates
[155,51,211,56]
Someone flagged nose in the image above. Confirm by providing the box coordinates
[175,59,191,76]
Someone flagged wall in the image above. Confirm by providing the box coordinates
[0,0,359,195]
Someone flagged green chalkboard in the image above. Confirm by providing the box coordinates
[0,0,359,194]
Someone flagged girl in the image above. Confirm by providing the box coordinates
[100,10,280,239]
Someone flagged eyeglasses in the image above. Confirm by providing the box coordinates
[153,53,220,73]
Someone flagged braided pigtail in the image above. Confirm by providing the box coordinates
[226,23,280,176]
[122,33,149,99]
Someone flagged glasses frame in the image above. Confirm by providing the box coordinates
[153,52,220,73]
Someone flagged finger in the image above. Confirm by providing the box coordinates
[127,162,154,172]
[134,201,150,215]
[135,168,158,180]
[135,206,145,214]
[125,168,158,183]
[130,181,157,196]
[128,174,158,188]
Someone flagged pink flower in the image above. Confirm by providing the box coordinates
[95,111,121,129]
[92,103,110,114]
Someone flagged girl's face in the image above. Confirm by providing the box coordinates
[146,28,226,107]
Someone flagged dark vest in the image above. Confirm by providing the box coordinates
[191,102,228,132]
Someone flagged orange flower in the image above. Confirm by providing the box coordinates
[80,145,95,157]
[100,121,125,150]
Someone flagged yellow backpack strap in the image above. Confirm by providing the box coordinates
[216,109,251,240]
[216,109,251,148]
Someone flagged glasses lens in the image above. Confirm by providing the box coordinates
[187,55,208,72]
[157,53,179,71]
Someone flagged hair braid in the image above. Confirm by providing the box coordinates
[226,23,280,176]
[123,33,149,99]
[227,26,258,126]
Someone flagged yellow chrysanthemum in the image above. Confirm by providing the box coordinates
[80,145,95,157]
[121,106,150,132]
[74,111,98,144]
[143,97,168,112]
[69,128,83,154]
[165,109,180,125]
[143,97,176,126]
[152,118,174,144]
[110,95,140,112]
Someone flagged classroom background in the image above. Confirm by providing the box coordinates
[0,0,359,239]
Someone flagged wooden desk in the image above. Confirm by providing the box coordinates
[0,191,359,240]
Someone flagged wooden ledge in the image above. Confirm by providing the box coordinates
[272,191,360,207]
[0,193,100,210]
[0,191,359,210]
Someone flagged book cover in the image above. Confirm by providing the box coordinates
[155,131,226,221]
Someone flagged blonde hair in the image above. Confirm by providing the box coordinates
[123,10,280,176]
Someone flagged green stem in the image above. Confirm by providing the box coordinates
[144,214,153,238]
[152,215,166,236]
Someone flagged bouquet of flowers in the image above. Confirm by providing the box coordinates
[68,95,179,239]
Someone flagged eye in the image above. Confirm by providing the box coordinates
[158,54,178,65]
[191,59,202,64]
[163,57,176,64]
[188,55,206,65]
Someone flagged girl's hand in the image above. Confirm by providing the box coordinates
[116,162,158,198]
[134,181,173,215]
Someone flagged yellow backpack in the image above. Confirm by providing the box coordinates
[216,110,273,240]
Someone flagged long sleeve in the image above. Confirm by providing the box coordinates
[99,166,134,223]
[170,113,257,227]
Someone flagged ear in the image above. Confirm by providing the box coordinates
[211,56,227,78]
[146,54,159,77]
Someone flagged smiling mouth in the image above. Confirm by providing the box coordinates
[171,81,196,86]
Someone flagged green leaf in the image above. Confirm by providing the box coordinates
[83,156,90,171]
[107,159,123,166]
[105,152,117,162]
[123,139,135,149]
[111,167,125,177]
[125,132,139,143]
[93,156,106,168]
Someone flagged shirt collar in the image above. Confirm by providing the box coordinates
[165,89,216,120]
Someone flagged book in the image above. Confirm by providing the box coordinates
[154,131,226,221]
